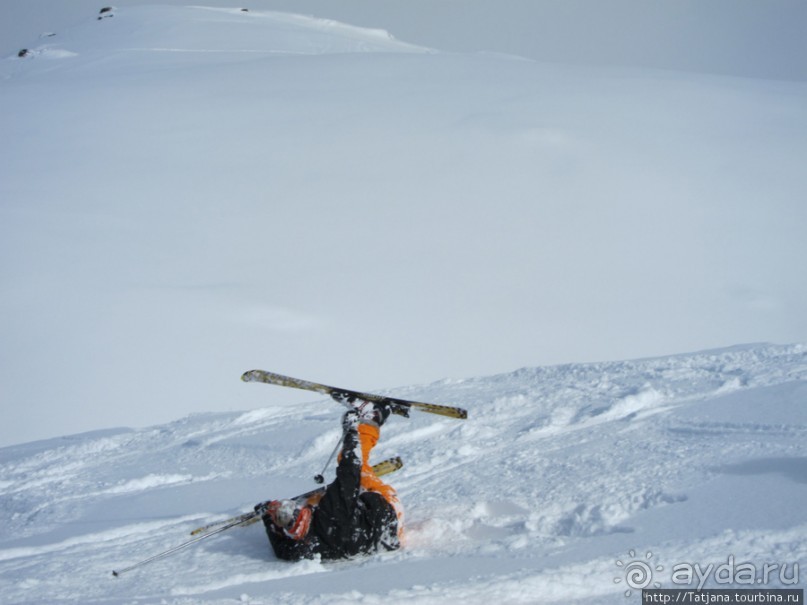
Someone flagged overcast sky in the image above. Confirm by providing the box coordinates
[3,0,806,80]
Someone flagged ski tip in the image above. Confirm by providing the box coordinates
[447,407,468,419]
[241,370,257,382]
[112,570,119,577]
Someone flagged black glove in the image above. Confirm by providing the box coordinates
[254,501,270,515]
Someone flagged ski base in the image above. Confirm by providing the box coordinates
[241,370,468,420]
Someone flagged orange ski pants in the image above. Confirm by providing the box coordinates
[357,424,404,539]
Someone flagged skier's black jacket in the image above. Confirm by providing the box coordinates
[263,426,400,561]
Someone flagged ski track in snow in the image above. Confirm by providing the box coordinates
[1,344,806,603]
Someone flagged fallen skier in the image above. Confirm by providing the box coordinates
[255,401,404,560]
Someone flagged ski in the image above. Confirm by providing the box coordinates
[189,456,404,536]
[241,370,468,420]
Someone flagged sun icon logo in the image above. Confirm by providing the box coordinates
[614,550,664,597]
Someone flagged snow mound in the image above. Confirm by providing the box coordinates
[1,345,806,603]
[6,4,428,67]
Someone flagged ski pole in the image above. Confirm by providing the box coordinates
[112,514,255,577]
[190,511,256,536]
[313,432,343,484]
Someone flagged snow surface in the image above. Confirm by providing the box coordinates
[0,8,806,602]
[1,343,805,603]
[2,5,806,446]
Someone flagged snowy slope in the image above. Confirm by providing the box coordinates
[2,5,806,447]
[0,344,805,604]
[1,8,806,602]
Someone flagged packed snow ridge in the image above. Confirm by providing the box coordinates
[7,5,429,63]
[1,344,806,603]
